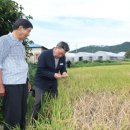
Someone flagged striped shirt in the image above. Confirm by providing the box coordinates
[0,33,28,84]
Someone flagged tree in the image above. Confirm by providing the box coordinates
[0,0,33,35]
[23,39,33,59]
[125,50,130,59]
[0,0,33,57]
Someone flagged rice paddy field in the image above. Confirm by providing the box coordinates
[1,64,130,130]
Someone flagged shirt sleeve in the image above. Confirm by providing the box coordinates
[0,37,11,69]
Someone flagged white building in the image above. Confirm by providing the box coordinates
[74,52,94,62]
[93,51,117,61]
[66,51,126,62]
[117,52,126,60]
[65,53,76,62]
[27,43,47,63]
[66,52,94,62]
[93,51,126,61]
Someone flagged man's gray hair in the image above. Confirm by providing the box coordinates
[56,41,70,52]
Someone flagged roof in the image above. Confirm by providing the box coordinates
[76,52,94,56]
[28,43,48,50]
[66,52,76,57]
[95,51,125,57]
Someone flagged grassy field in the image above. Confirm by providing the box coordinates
[1,64,130,130]
[26,64,130,130]
[71,60,130,68]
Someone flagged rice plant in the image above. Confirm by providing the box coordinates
[2,64,130,130]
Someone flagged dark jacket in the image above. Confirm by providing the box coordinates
[35,49,66,89]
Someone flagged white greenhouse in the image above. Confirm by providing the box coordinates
[74,52,94,62]
[66,51,126,62]
[93,51,126,61]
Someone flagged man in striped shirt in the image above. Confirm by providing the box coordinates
[0,19,33,130]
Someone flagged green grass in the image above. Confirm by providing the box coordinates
[71,60,130,68]
[1,63,130,129]
[25,64,130,130]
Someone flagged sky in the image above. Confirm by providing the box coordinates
[14,0,130,50]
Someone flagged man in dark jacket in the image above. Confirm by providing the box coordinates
[32,41,70,121]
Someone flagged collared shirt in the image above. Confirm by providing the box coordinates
[0,33,28,84]
[55,58,59,68]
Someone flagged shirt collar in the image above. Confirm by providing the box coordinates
[8,32,23,43]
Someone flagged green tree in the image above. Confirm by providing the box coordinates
[0,0,33,35]
[0,0,33,57]
[125,50,130,58]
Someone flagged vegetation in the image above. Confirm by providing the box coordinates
[28,63,37,86]
[0,0,33,58]
[14,64,130,129]
[71,60,130,68]
[125,50,130,59]
[74,91,130,129]
[0,0,32,36]
[26,64,130,130]
[1,63,130,129]
[71,42,130,53]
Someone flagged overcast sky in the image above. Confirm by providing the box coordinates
[14,0,130,50]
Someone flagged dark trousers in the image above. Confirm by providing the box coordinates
[32,85,58,121]
[3,84,28,130]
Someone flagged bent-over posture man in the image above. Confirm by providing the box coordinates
[32,41,70,121]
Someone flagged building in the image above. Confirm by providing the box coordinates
[66,52,76,62]
[66,52,94,62]
[66,51,126,62]
[27,43,47,63]
[117,52,126,60]
[93,51,126,61]
[74,52,94,62]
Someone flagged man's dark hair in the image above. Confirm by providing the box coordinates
[56,41,70,52]
[12,18,33,30]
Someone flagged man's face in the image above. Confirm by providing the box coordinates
[19,26,32,40]
[54,48,66,58]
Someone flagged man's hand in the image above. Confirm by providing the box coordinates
[54,73,62,79]
[0,84,5,96]
[62,72,68,78]
[28,82,32,92]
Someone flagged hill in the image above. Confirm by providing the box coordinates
[71,42,130,53]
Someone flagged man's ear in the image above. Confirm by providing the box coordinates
[18,25,24,31]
